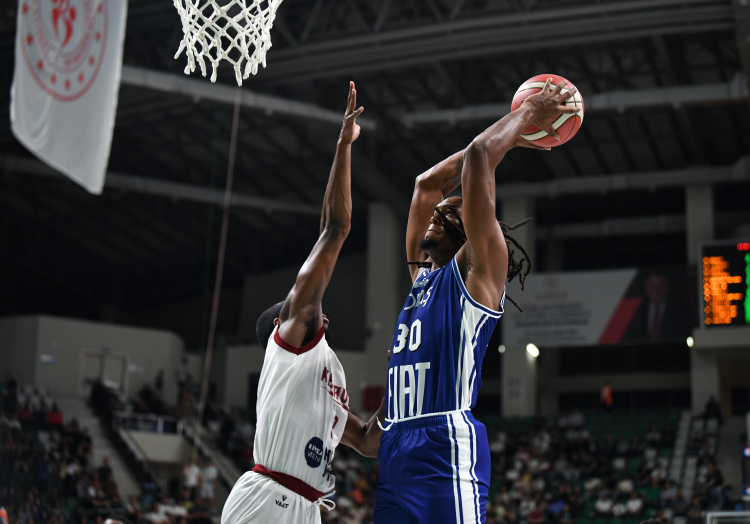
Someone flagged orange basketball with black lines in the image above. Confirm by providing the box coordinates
[511,74,584,147]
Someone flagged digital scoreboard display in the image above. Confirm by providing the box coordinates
[701,241,750,327]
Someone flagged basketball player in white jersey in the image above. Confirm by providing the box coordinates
[222,82,386,524]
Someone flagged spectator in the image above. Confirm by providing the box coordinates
[661,423,675,447]
[17,403,33,427]
[617,475,634,494]
[97,457,113,484]
[175,357,190,392]
[660,480,678,507]
[704,462,725,510]
[704,395,722,424]
[178,387,194,421]
[46,403,63,431]
[558,502,575,524]
[600,380,613,412]
[595,494,613,516]
[568,408,585,429]
[612,498,627,517]
[626,492,644,515]
[199,459,218,510]
[188,498,212,524]
[154,370,165,397]
[646,424,662,447]
[183,459,201,500]
[3,373,17,416]
[687,431,704,456]
[686,496,703,524]
[629,435,644,457]
[673,491,689,516]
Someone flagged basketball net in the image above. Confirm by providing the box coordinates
[173,0,284,86]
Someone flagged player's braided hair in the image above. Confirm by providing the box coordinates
[407,205,532,311]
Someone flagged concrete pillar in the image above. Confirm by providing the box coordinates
[690,347,719,415]
[501,197,536,269]
[502,346,537,417]
[544,238,564,273]
[363,202,401,393]
[685,185,714,265]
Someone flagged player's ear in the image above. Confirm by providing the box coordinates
[273,318,280,326]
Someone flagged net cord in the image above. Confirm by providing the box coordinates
[192,93,241,462]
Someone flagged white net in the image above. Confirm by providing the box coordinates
[173,0,284,86]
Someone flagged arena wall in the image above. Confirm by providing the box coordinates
[218,344,364,414]
[0,315,184,400]
[237,254,368,351]
[0,315,39,386]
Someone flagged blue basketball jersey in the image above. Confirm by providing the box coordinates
[385,258,504,423]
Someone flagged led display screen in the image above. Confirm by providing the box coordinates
[701,241,750,327]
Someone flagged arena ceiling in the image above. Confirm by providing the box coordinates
[1,0,749,346]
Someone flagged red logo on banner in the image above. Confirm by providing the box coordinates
[20,0,108,102]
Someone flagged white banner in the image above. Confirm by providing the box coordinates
[503,269,637,348]
[10,0,128,194]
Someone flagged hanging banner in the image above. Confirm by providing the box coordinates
[10,0,128,194]
[503,267,696,348]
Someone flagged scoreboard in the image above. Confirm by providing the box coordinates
[701,241,750,327]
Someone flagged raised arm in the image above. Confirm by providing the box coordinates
[459,79,579,309]
[278,83,364,346]
[405,150,465,281]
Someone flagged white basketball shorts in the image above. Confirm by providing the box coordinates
[221,471,321,524]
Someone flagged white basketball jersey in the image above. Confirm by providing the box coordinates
[253,325,349,495]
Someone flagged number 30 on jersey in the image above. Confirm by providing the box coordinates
[393,319,421,354]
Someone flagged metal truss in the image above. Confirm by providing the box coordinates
[121,66,378,130]
[258,0,733,84]
[2,155,321,215]
[498,155,750,197]
[402,73,749,126]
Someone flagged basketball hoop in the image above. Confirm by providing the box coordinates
[173,0,284,86]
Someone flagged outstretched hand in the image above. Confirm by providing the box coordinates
[340,81,365,145]
[521,78,580,141]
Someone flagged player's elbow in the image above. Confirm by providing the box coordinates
[464,138,491,166]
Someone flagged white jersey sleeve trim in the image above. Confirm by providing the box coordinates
[451,258,503,318]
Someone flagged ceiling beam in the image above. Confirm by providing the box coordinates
[255,0,732,84]
[731,0,750,95]
[402,73,749,126]
[119,65,377,130]
[498,155,750,198]
[536,210,749,239]
[3,155,321,215]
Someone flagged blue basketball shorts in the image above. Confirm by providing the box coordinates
[374,410,490,524]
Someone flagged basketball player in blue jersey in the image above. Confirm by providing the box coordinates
[374,79,581,524]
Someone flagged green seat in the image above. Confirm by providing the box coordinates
[645,487,661,503]
[659,447,672,458]
[594,518,608,524]
[578,518,591,524]
[611,518,623,524]
[624,518,639,524]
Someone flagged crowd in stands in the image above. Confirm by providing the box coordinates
[5,368,736,524]
[481,410,729,524]
[1,374,127,524]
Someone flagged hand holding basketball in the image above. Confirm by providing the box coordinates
[511,74,585,147]
[340,81,365,144]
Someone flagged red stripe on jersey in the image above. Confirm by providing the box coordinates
[252,464,325,502]
[274,325,326,355]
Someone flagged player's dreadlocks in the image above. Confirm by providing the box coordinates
[407,204,532,312]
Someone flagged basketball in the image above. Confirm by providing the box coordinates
[511,74,584,147]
